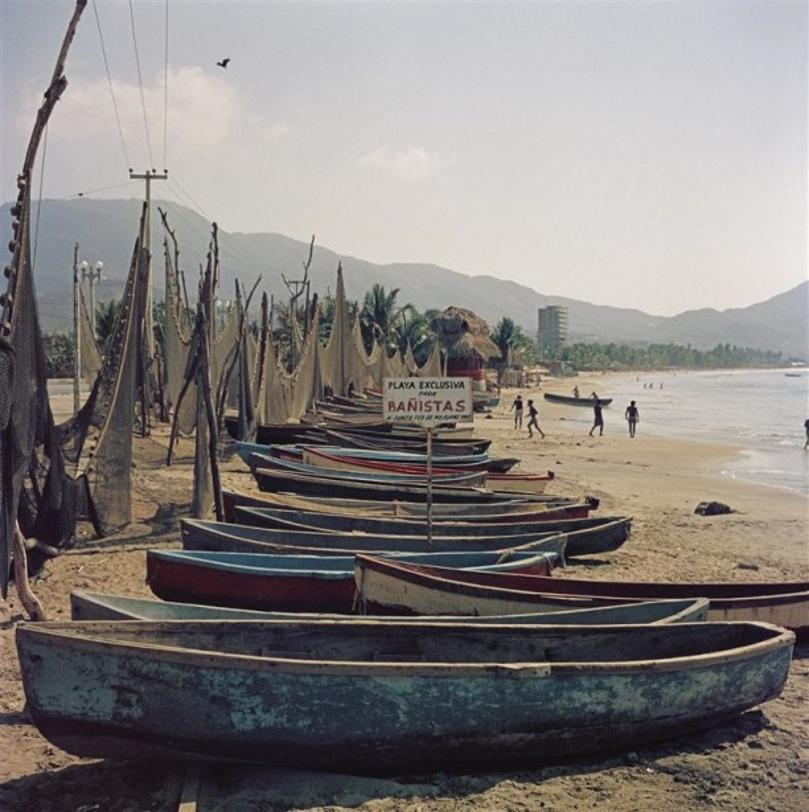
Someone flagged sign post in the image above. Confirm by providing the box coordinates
[382,377,473,549]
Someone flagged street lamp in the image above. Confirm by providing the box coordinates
[80,259,103,338]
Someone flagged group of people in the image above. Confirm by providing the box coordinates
[511,392,640,438]
[510,395,544,438]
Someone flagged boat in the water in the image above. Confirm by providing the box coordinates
[146,549,559,613]
[544,393,612,407]
[70,590,710,625]
[180,518,569,560]
[17,619,794,771]
[355,556,809,638]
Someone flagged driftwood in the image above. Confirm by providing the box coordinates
[13,523,47,621]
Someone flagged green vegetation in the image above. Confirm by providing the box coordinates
[491,317,538,366]
[43,333,75,378]
[558,342,784,371]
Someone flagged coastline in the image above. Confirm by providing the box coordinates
[0,395,807,809]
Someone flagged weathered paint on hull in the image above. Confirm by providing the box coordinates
[357,558,809,638]
[70,590,710,625]
[181,519,569,560]
[146,549,556,613]
[17,621,793,773]
[235,510,631,558]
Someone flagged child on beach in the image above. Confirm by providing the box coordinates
[510,395,524,429]
[625,400,639,438]
[527,400,545,438]
[589,395,604,437]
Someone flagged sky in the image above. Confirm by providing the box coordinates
[1,0,806,316]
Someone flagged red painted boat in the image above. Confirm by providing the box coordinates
[147,549,558,613]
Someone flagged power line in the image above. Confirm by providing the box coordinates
[163,0,169,170]
[128,0,155,169]
[59,180,140,200]
[91,0,131,172]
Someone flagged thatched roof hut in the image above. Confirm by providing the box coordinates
[430,307,501,362]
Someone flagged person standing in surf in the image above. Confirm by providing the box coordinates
[625,400,639,438]
[804,418,809,449]
[510,394,524,430]
[527,399,545,439]
[589,395,604,437]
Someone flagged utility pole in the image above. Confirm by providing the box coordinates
[80,259,103,339]
[72,243,81,416]
[129,169,168,356]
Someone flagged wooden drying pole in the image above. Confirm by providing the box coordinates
[281,234,315,367]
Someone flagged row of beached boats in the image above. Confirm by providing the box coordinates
[16,396,807,773]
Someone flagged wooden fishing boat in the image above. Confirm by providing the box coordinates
[235,506,628,542]
[356,556,809,638]
[301,447,519,476]
[224,489,589,522]
[483,471,554,494]
[17,619,794,770]
[544,393,613,407]
[249,453,487,487]
[252,468,527,503]
[180,518,569,559]
[146,549,558,613]
[71,590,709,626]
[233,510,629,558]
[322,428,491,456]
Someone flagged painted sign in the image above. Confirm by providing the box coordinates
[383,377,473,425]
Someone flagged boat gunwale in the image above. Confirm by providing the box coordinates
[16,620,795,679]
[356,555,809,611]
[69,590,710,625]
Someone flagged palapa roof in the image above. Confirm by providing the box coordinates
[430,306,502,361]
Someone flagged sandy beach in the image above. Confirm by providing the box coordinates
[1,377,807,811]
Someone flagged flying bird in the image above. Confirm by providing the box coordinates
[216,58,230,69]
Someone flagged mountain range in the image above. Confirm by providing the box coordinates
[3,199,807,359]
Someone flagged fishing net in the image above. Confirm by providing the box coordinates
[320,266,352,396]
[59,204,149,534]
[162,240,195,434]
[78,284,102,380]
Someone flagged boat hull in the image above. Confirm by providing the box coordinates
[17,621,794,772]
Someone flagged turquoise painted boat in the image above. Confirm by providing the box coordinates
[70,590,709,625]
[17,620,793,772]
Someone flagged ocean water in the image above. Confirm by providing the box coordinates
[565,368,809,494]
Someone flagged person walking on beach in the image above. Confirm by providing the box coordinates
[589,395,604,437]
[510,394,524,430]
[527,399,545,438]
[572,385,580,399]
[804,418,809,449]
[625,400,639,438]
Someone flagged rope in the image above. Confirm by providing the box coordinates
[128,0,155,168]
[92,0,131,172]
[163,0,170,169]
[32,123,48,271]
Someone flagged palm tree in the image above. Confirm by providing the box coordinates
[95,299,121,351]
[360,284,413,353]
[391,311,435,365]
[491,317,528,361]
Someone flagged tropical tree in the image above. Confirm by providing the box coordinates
[95,299,121,351]
[391,311,435,365]
[360,284,414,353]
[491,317,531,362]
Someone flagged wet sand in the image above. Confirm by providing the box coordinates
[1,380,807,810]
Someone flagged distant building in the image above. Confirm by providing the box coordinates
[537,306,568,357]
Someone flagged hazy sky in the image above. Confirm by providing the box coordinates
[2,1,806,315]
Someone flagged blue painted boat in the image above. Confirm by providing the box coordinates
[233,508,632,557]
[17,620,794,771]
[180,518,569,560]
[70,590,709,625]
